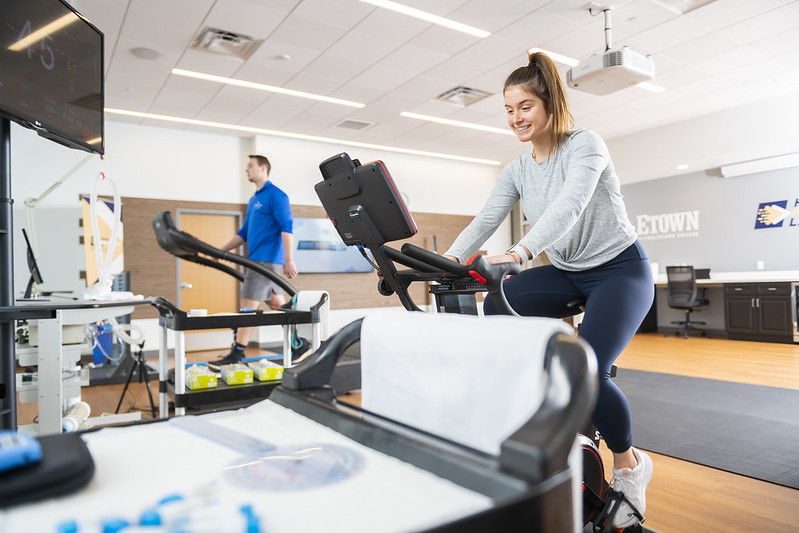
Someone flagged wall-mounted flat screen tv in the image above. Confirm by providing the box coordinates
[0,0,104,154]
[293,218,373,273]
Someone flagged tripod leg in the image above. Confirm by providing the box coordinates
[116,355,138,414]
[140,354,157,418]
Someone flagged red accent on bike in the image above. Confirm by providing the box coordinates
[469,270,487,284]
[466,253,480,266]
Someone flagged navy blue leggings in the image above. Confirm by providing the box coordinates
[484,241,654,453]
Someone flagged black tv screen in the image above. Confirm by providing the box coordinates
[0,0,104,154]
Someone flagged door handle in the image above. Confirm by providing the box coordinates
[180,282,193,289]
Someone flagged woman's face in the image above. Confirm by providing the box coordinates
[504,85,550,144]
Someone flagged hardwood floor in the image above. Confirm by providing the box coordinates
[606,333,799,532]
[17,334,799,532]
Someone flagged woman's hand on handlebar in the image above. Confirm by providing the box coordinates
[485,253,519,265]
[443,255,459,264]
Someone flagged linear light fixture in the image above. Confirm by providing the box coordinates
[719,152,799,178]
[8,13,80,51]
[636,81,665,93]
[527,47,665,92]
[527,47,579,68]
[356,0,490,38]
[400,112,514,136]
[171,68,365,108]
[105,108,500,166]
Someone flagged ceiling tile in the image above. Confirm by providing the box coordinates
[748,26,799,57]
[407,25,483,56]
[327,30,401,65]
[349,64,416,92]
[685,0,785,30]
[301,54,371,84]
[381,45,450,76]
[353,8,430,41]
[202,0,290,39]
[496,8,581,48]
[290,0,373,29]
[691,45,768,76]
[719,5,799,45]
[447,0,537,33]
[268,16,348,49]
[624,15,712,54]
[661,32,741,64]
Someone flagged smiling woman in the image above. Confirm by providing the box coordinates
[443,50,656,531]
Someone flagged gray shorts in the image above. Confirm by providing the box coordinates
[241,262,282,302]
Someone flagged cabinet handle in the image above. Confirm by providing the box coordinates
[751,298,755,307]
[756,298,760,308]
[734,288,743,292]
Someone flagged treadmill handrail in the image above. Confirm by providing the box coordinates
[152,211,296,296]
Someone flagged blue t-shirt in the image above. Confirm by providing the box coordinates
[237,181,293,264]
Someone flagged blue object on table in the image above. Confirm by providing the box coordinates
[0,430,43,473]
[93,323,114,364]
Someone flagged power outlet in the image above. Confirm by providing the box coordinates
[756,260,765,270]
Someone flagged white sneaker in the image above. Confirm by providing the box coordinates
[610,447,653,529]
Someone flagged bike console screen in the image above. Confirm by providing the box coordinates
[315,153,417,247]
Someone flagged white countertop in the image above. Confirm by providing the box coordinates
[654,270,799,285]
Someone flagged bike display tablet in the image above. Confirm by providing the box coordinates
[315,153,417,247]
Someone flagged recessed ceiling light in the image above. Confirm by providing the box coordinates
[676,164,689,170]
[130,47,163,60]
[105,108,500,166]
[356,0,490,38]
[400,112,514,136]
[527,47,579,67]
[172,68,365,108]
[637,82,665,92]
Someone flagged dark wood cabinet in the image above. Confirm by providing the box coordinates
[725,283,794,342]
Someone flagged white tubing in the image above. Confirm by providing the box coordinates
[112,320,146,347]
[88,172,122,295]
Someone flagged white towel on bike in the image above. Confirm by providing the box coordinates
[360,309,574,456]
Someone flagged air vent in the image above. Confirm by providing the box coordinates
[335,119,373,131]
[436,86,492,107]
[190,27,263,60]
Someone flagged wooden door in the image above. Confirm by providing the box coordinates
[178,211,241,314]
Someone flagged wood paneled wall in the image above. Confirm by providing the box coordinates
[122,198,246,320]
[122,197,474,318]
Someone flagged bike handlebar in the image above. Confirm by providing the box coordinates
[400,243,521,316]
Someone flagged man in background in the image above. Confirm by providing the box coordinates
[212,154,297,366]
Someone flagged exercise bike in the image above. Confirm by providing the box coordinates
[315,152,650,533]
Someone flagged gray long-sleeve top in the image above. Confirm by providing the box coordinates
[444,129,637,272]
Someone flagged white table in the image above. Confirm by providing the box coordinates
[2,298,150,435]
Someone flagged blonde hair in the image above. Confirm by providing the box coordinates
[503,51,574,155]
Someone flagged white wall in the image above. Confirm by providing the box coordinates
[607,91,799,184]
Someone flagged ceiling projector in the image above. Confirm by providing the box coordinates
[566,47,655,95]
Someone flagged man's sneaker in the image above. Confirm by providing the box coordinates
[209,344,245,368]
[610,447,653,529]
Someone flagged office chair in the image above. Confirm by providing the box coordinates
[666,265,709,338]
